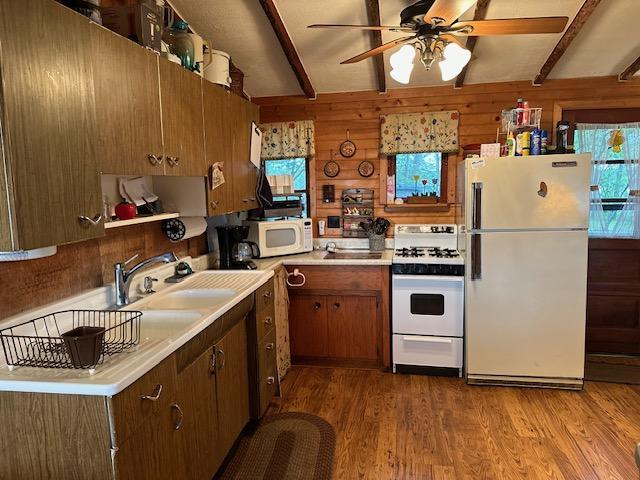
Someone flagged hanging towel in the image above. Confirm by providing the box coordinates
[256,166,274,209]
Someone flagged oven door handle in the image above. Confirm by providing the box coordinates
[392,275,464,283]
[402,336,453,344]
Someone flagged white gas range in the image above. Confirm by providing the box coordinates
[391,224,464,376]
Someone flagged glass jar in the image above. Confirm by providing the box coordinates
[162,20,195,70]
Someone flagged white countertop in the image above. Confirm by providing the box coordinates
[0,267,273,397]
[253,248,394,271]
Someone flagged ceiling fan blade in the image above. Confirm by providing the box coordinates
[340,36,416,64]
[424,0,477,26]
[308,24,414,32]
[449,17,569,36]
[440,34,465,48]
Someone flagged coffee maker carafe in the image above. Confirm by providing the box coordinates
[216,225,261,270]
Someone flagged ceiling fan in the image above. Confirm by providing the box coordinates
[308,0,568,84]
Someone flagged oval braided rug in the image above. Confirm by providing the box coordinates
[219,412,335,480]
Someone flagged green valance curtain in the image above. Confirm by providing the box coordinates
[380,111,459,155]
[260,120,315,160]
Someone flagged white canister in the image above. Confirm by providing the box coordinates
[204,49,232,87]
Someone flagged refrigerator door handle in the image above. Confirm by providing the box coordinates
[471,233,482,280]
[472,182,483,230]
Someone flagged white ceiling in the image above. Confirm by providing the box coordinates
[170,0,640,97]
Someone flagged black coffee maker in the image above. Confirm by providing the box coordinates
[216,225,261,270]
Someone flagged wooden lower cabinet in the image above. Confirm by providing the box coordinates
[286,265,390,368]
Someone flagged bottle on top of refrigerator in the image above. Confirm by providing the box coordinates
[541,130,548,154]
[522,131,531,156]
[522,101,530,126]
[515,131,524,156]
[516,98,524,127]
[531,128,541,155]
[506,131,516,156]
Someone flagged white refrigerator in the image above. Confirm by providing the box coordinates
[459,153,591,389]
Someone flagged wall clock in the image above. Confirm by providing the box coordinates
[358,160,374,177]
[339,130,356,158]
[324,160,340,177]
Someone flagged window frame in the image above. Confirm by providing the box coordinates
[262,157,311,217]
[388,152,449,204]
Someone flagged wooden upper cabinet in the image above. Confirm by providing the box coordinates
[91,24,164,176]
[0,0,103,250]
[159,60,206,177]
[203,83,234,214]
[231,95,260,212]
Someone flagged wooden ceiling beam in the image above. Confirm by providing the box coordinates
[454,0,490,89]
[257,0,316,99]
[619,55,640,81]
[533,0,602,86]
[364,0,386,94]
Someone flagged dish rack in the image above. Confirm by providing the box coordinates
[0,310,141,370]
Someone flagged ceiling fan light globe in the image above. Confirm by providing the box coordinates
[389,44,416,69]
[439,42,471,81]
[390,63,414,84]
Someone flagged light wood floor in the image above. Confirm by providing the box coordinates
[275,366,640,480]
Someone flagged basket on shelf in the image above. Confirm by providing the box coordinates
[0,310,141,370]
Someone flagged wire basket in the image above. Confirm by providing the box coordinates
[0,310,141,370]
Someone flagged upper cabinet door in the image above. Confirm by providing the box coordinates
[0,0,103,250]
[231,96,260,211]
[203,83,234,214]
[159,61,205,177]
[91,25,164,176]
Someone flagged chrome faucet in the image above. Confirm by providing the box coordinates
[114,252,179,306]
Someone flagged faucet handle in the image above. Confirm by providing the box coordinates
[124,254,140,266]
[143,276,158,294]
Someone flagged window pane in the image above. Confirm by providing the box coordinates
[264,158,307,190]
[395,153,442,199]
[590,207,634,237]
[597,163,629,199]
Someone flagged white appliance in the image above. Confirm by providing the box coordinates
[244,218,313,258]
[392,224,465,375]
[460,153,591,389]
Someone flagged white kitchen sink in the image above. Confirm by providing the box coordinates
[142,288,236,310]
[139,310,203,339]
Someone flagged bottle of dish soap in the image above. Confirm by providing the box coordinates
[506,131,516,156]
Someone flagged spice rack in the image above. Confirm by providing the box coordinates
[341,188,373,238]
[496,107,542,142]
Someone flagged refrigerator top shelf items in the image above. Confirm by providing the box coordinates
[498,107,542,138]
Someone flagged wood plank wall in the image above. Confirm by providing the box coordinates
[255,76,640,237]
[0,224,207,320]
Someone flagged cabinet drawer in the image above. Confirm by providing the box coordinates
[285,265,384,291]
[256,300,275,342]
[258,328,278,414]
[392,334,462,369]
[110,356,176,442]
[256,279,275,312]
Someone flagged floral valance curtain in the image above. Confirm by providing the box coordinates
[575,122,640,238]
[380,111,459,155]
[260,120,315,160]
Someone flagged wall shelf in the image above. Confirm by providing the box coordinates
[104,212,180,229]
[383,203,451,213]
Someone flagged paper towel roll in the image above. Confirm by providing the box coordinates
[162,217,207,243]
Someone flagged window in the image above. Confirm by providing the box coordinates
[392,152,447,201]
[263,157,309,217]
[574,124,640,238]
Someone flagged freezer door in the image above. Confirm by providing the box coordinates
[465,230,588,380]
[465,154,591,230]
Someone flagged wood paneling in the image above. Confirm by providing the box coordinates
[0,0,103,249]
[0,223,207,320]
[256,76,640,236]
[278,366,640,479]
[0,392,112,480]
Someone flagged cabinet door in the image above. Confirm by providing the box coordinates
[327,295,379,362]
[91,24,163,175]
[159,60,205,176]
[231,96,259,211]
[177,347,224,479]
[289,295,328,358]
[0,0,103,250]
[215,319,250,457]
[203,83,234,214]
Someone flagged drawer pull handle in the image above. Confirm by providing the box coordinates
[265,343,274,351]
[402,336,453,344]
[147,154,163,166]
[313,302,321,311]
[78,214,102,226]
[209,351,217,375]
[333,302,340,309]
[141,384,163,402]
[266,376,275,385]
[209,200,218,209]
[167,156,180,167]
[171,403,184,430]
[217,348,226,370]
[264,316,273,326]
[263,290,272,299]
[286,268,306,287]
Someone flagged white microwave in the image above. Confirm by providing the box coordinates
[244,219,313,258]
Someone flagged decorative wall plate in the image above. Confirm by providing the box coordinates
[323,160,340,177]
[339,130,356,158]
[358,160,374,177]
